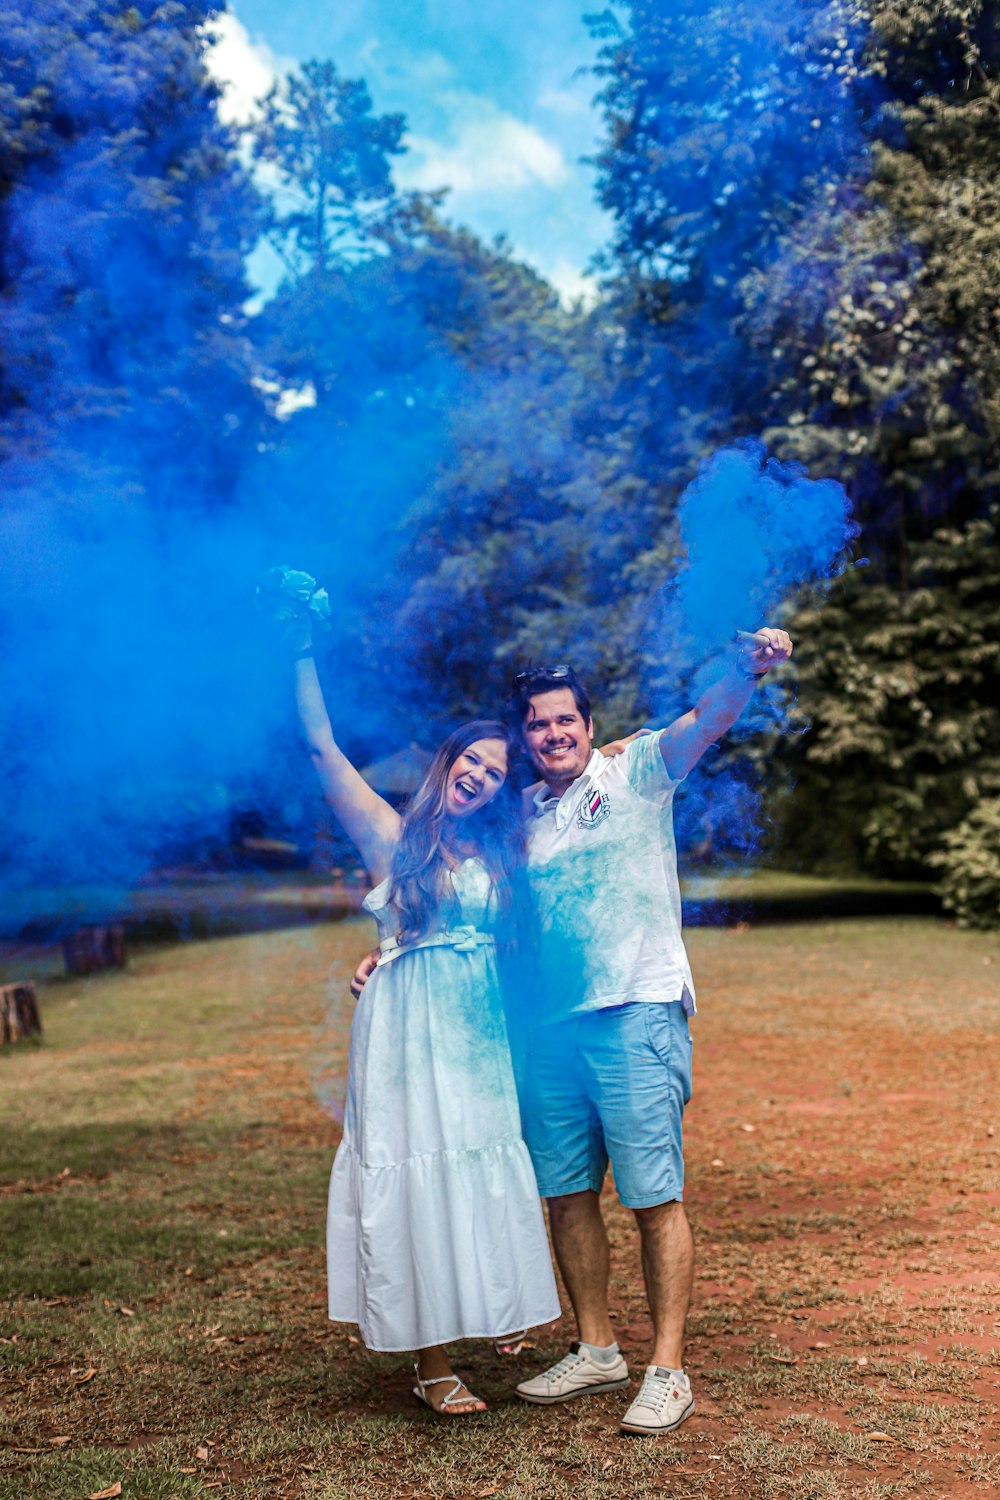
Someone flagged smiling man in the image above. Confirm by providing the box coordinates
[506,629,791,1434]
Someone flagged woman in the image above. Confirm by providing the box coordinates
[291,631,560,1416]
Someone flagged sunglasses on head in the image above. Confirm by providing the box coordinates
[512,664,574,688]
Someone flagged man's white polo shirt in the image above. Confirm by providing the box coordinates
[526,732,696,1026]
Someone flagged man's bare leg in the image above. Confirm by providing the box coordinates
[633,1199,694,1369]
[546,1189,615,1346]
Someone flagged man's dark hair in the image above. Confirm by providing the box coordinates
[504,664,592,731]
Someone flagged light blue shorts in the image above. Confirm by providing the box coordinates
[519,1002,693,1210]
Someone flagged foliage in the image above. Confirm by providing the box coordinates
[246,66,642,740]
[750,0,1000,572]
[251,58,405,277]
[931,796,1000,929]
[773,507,1000,879]
[588,0,1000,576]
[0,0,263,491]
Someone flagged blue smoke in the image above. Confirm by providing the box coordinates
[0,2,866,939]
[672,441,856,656]
[646,442,856,882]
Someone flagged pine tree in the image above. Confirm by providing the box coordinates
[0,0,263,501]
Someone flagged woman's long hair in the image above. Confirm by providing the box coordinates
[388,720,526,945]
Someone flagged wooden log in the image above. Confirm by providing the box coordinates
[0,982,42,1044]
[62,925,127,976]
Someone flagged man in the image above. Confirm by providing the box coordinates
[505,628,791,1434]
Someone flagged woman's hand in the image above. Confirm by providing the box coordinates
[350,949,380,999]
[255,566,329,655]
[599,728,654,758]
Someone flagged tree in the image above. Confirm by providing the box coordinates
[587,1,1000,577]
[771,507,1000,881]
[748,0,1000,575]
[251,59,405,279]
[0,0,262,493]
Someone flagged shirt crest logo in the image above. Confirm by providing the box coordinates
[577,785,611,829]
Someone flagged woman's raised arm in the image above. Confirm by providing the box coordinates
[294,655,400,884]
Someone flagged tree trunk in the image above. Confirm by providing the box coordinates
[62,925,127,975]
[0,982,42,1044]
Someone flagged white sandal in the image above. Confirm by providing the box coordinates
[412,1363,486,1416]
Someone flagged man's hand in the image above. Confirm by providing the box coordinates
[736,627,793,678]
[350,948,380,999]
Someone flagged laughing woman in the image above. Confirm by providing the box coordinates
[291,639,559,1416]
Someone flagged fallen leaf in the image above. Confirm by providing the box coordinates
[203,1324,222,1337]
[740,1122,755,1132]
[196,1445,210,1461]
[711,1157,724,1167]
[49,1435,72,1446]
[43,1297,68,1307]
[810,1341,831,1349]
[117,1307,135,1318]
[87,1485,122,1499]
[857,1356,869,1367]
[865,1431,894,1443]
[177,1466,197,1474]
[73,1368,97,1385]
[13,1447,47,1454]
[479,1489,499,1498]
[767,1354,797,1365]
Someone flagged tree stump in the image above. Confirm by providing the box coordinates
[62,925,127,976]
[0,982,42,1044]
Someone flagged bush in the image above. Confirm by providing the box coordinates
[931,797,1000,931]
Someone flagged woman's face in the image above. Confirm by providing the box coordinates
[444,737,508,819]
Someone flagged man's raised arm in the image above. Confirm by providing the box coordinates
[658,627,793,781]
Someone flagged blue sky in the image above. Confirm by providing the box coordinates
[205,0,615,302]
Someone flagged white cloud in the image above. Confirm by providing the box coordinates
[545,258,601,309]
[399,107,569,196]
[202,11,292,125]
[538,84,593,119]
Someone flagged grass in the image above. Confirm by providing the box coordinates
[1,912,998,1499]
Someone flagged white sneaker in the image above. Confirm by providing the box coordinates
[516,1342,630,1405]
[620,1366,695,1434]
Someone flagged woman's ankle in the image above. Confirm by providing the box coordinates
[415,1345,452,1380]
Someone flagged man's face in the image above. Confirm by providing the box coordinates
[522,688,594,787]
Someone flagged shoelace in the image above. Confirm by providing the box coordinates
[543,1349,587,1383]
[636,1373,680,1412]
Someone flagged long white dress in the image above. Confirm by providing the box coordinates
[326,858,560,1352]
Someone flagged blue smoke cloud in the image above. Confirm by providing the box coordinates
[673,441,857,655]
[646,442,857,883]
[0,3,865,940]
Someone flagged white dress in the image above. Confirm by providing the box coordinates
[326,858,560,1352]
